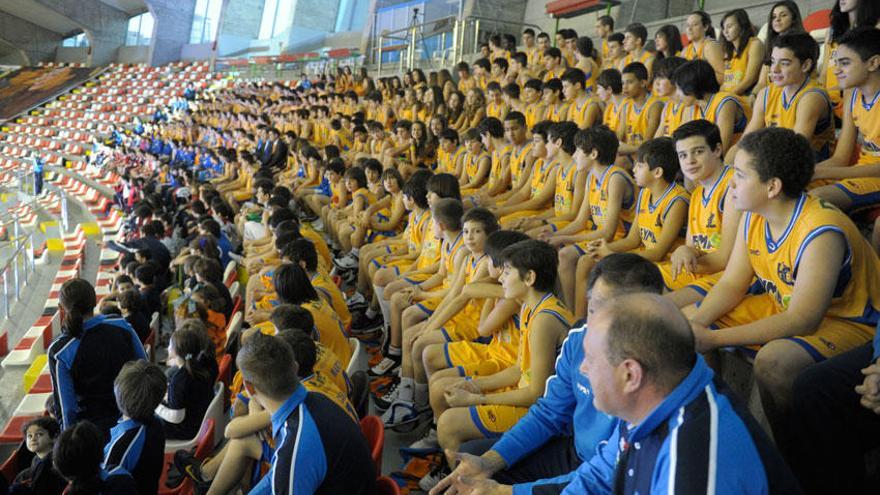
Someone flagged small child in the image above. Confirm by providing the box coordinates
[106,360,167,495]
[157,320,218,441]
[55,421,138,495]
[8,418,66,495]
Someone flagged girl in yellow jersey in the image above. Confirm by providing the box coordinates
[683,11,726,84]
[689,128,880,441]
[459,130,491,196]
[434,241,571,465]
[734,33,834,162]
[572,138,689,319]
[811,28,880,212]
[720,10,765,96]
[329,166,375,254]
[574,37,600,93]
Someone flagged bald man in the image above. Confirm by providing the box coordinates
[441,293,802,494]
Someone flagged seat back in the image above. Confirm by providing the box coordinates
[223,261,237,288]
[229,281,240,299]
[346,337,367,375]
[359,415,385,477]
[376,476,400,495]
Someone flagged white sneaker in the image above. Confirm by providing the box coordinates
[334,252,359,270]
[381,399,430,429]
[408,427,439,450]
[346,291,368,308]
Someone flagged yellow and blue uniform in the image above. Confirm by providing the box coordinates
[501,157,556,223]
[603,98,623,134]
[656,99,695,137]
[486,101,509,120]
[763,79,834,159]
[833,88,880,209]
[461,149,490,196]
[619,50,654,72]
[303,299,352,365]
[546,158,579,231]
[471,293,573,435]
[722,38,760,92]
[566,96,597,129]
[573,165,636,253]
[697,91,750,136]
[414,231,466,314]
[545,102,571,123]
[712,194,879,359]
[367,195,404,243]
[372,209,431,275]
[312,271,352,329]
[657,167,733,292]
[507,142,533,188]
[620,94,662,148]
[401,219,442,285]
[438,253,490,342]
[634,182,690,253]
[302,372,358,423]
[483,144,513,194]
[445,308,521,377]
[524,103,546,130]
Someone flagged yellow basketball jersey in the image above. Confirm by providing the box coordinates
[313,342,349,395]
[684,40,707,61]
[745,194,880,322]
[603,98,623,133]
[850,88,880,165]
[440,231,466,289]
[302,372,358,423]
[567,96,598,128]
[635,183,690,251]
[312,272,351,329]
[621,94,662,146]
[487,101,509,120]
[587,165,636,239]
[722,38,760,92]
[524,103,546,130]
[620,50,653,71]
[465,150,490,185]
[415,221,441,271]
[517,293,573,389]
[763,79,834,156]
[303,299,351,365]
[529,157,554,198]
[406,209,431,254]
[689,167,733,253]
[352,187,376,210]
[543,67,565,82]
[487,144,513,190]
[657,100,695,137]
[696,91,750,134]
[553,158,578,216]
[545,102,571,122]
[508,142,534,186]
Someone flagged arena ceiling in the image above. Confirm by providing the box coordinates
[0,0,148,35]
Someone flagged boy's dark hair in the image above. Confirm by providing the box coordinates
[771,32,820,71]
[622,62,649,82]
[118,289,141,313]
[403,169,431,209]
[503,82,521,100]
[625,23,648,45]
[478,117,504,139]
[737,127,814,198]
[440,128,459,143]
[575,125,619,165]
[576,37,594,57]
[270,304,315,332]
[431,198,464,232]
[672,60,720,99]
[561,68,586,89]
[455,61,470,73]
[547,121,579,155]
[511,52,528,67]
[544,47,562,61]
[491,57,508,73]
[199,217,222,238]
[587,252,664,294]
[22,417,60,438]
[531,120,553,141]
[523,78,543,93]
[277,329,317,377]
[543,78,562,95]
[344,166,368,189]
[462,207,499,236]
[637,138,680,183]
[363,158,383,176]
[523,28,535,36]
[268,208,297,229]
[326,158,345,175]
[135,264,155,286]
[427,173,462,201]
[273,263,319,305]
[485,230,530,266]
[596,69,623,93]
[473,58,491,72]
[839,27,880,63]
[652,56,687,81]
[136,249,150,261]
[501,240,558,292]
[114,360,167,422]
[283,238,318,272]
[194,256,224,285]
[672,119,723,153]
[598,15,614,30]
[53,421,105,494]
[236,332,300,400]
[608,32,625,45]
[463,128,481,143]
[505,111,526,127]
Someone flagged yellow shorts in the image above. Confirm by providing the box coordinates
[440,309,482,342]
[233,190,253,202]
[712,293,875,359]
[656,262,722,294]
[833,177,880,210]
[500,209,546,225]
[445,341,517,377]
[415,296,442,315]
[471,397,529,437]
[547,219,571,231]
[401,271,432,284]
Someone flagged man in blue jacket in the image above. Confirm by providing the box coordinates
[435,293,801,494]
[432,253,663,492]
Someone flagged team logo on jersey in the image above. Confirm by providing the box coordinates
[777,262,795,286]
[706,212,717,229]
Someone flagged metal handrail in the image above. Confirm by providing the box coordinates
[0,230,35,319]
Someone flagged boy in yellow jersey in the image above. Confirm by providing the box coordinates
[811,28,880,212]
[458,129,491,195]
[367,120,392,160]
[541,78,570,122]
[601,32,625,71]
[381,120,414,169]
[284,239,352,330]
[620,23,656,79]
[494,121,558,225]
[562,68,602,129]
[542,48,566,82]
[490,58,509,87]
[509,53,535,88]
[689,126,880,443]
[456,62,478,94]
[478,112,534,208]
[595,15,615,66]
[559,29,578,68]
[381,208,498,429]
[596,69,626,133]
[731,33,834,162]
[673,59,750,154]
[532,33,551,72]
[308,159,346,226]
[345,123,370,162]
[521,28,538,68]
[436,129,463,175]
[434,240,572,470]
[653,56,692,137]
[467,117,511,206]
[472,59,492,91]
[328,118,353,152]
[571,137,689,320]
[485,82,509,120]
[370,175,460,376]
[327,166,374,254]
[659,120,742,309]
[521,79,546,130]
[616,62,664,162]
[552,125,636,308]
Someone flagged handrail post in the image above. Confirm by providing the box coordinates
[451,19,459,64]
[410,26,418,69]
[3,274,8,319]
[377,35,384,77]
[473,19,481,55]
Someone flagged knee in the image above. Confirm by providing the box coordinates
[559,246,578,266]
[754,342,804,392]
[423,344,447,373]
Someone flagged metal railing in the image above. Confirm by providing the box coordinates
[0,230,35,319]
[372,15,542,77]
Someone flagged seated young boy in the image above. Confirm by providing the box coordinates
[615,62,664,164]
[458,129,491,197]
[432,240,572,481]
[105,360,167,495]
[9,418,66,495]
[493,120,558,225]
[689,127,880,444]
[572,137,689,319]
[380,208,498,429]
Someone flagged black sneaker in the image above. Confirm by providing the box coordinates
[351,311,383,332]
[173,449,211,493]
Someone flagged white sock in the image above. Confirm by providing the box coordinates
[376,286,392,323]
[414,382,429,407]
[399,377,414,401]
[387,345,401,357]
[365,306,378,319]
[351,247,359,256]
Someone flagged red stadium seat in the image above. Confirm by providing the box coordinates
[360,415,385,477]
[803,9,832,32]
[376,476,401,495]
[158,419,215,495]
